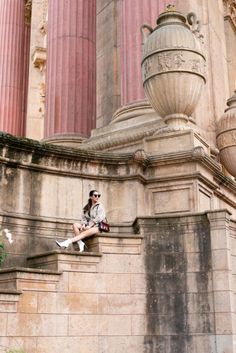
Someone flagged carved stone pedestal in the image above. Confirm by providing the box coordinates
[142,129,233,216]
[144,129,210,155]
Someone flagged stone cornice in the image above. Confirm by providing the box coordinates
[0,132,133,163]
[1,133,235,193]
[223,0,236,31]
[0,133,148,182]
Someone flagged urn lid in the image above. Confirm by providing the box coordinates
[225,90,236,112]
[156,6,188,28]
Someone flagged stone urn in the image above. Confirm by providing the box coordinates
[216,91,236,177]
[141,6,206,130]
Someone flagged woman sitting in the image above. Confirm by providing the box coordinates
[56,190,106,252]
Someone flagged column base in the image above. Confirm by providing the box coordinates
[112,100,155,123]
[42,133,87,148]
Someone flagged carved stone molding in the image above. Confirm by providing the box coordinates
[217,130,236,150]
[142,50,206,83]
[32,46,47,73]
[223,0,236,31]
[81,123,158,151]
[25,0,32,26]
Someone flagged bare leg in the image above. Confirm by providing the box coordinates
[56,224,99,251]
[69,226,99,244]
[72,223,83,236]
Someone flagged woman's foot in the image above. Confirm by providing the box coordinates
[56,239,70,248]
[77,240,85,252]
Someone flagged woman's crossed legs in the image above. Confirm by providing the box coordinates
[72,223,99,242]
[56,223,99,252]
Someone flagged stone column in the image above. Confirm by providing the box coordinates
[44,0,96,146]
[0,0,26,136]
[113,0,173,123]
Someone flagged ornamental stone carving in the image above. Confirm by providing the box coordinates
[217,91,236,177]
[25,0,32,26]
[223,0,236,31]
[32,46,47,73]
[141,6,206,130]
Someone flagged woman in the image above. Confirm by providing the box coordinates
[56,190,106,252]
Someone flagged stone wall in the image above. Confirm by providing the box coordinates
[0,135,236,352]
[142,215,214,352]
[1,133,236,268]
[139,211,236,353]
[1,211,235,353]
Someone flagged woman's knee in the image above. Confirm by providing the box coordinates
[72,223,82,231]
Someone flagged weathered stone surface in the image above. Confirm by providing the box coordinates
[0,3,236,353]
[0,211,235,352]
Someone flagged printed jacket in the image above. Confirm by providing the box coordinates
[81,202,106,227]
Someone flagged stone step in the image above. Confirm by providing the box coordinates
[86,233,143,254]
[27,249,102,272]
[0,267,61,292]
[0,290,22,312]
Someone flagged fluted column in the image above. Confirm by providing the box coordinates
[0,0,26,135]
[113,0,174,123]
[44,0,96,145]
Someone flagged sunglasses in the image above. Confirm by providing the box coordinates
[93,194,101,198]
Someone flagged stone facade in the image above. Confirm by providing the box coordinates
[0,0,236,353]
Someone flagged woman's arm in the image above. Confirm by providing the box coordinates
[81,212,89,225]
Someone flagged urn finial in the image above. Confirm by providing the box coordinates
[166,4,176,12]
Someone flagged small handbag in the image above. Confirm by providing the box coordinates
[99,218,110,233]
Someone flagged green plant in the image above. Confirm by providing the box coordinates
[0,230,7,267]
[0,241,7,266]
[0,227,13,267]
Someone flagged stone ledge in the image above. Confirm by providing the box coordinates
[0,131,134,162]
[86,234,143,254]
[0,289,22,295]
[0,291,22,312]
[0,267,62,292]
[27,250,102,272]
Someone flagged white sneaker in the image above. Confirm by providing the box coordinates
[56,239,70,248]
[77,240,85,252]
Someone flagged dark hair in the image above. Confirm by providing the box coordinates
[83,190,98,214]
[89,190,97,197]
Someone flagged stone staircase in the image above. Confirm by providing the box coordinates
[0,223,143,337]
